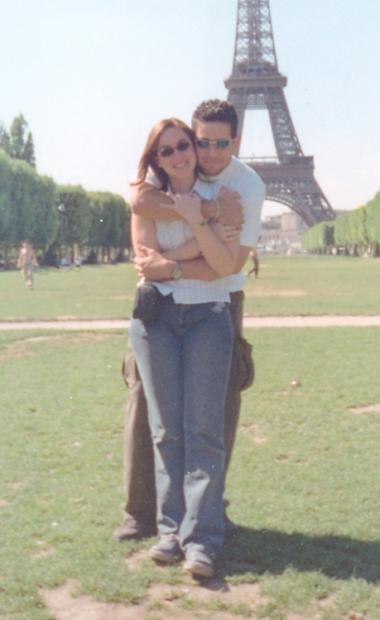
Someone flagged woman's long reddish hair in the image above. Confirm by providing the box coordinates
[131,118,197,191]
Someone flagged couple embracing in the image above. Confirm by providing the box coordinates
[118,99,265,578]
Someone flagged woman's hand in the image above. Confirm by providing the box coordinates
[162,193,204,226]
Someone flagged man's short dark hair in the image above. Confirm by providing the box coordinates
[192,99,239,138]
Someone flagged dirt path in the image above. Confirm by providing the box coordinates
[1,315,380,330]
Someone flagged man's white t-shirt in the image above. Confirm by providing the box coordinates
[194,156,265,292]
[141,157,265,304]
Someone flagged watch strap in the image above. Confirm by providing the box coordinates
[171,262,182,280]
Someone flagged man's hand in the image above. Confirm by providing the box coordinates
[167,193,203,226]
[134,246,175,281]
[131,184,178,221]
[211,221,240,243]
[217,187,244,228]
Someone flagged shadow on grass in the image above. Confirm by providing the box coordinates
[222,528,380,583]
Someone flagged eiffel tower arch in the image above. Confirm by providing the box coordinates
[225,0,335,226]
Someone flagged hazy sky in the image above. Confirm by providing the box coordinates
[1,0,379,217]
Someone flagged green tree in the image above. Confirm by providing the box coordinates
[0,123,11,155]
[333,213,350,253]
[302,221,334,254]
[0,150,57,254]
[9,114,36,167]
[56,185,91,258]
[331,207,369,256]
[0,150,13,242]
[23,132,36,168]
[6,160,55,246]
[87,192,130,262]
[346,207,368,254]
[365,192,380,256]
[9,114,27,159]
[26,175,58,247]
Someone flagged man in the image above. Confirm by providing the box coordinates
[113,99,265,541]
[248,248,260,278]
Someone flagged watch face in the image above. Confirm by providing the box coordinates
[172,263,182,280]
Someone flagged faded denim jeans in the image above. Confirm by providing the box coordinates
[129,294,233,558]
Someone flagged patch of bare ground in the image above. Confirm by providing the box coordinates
[124,549,150,571]
[240,423,269,444]
[6,479,29,492]
[0,499,11,508]
[347,612,366,620]
[253,289,307,298]
[31,539,56,560]
[56,315,81,320]
[0,342,34,361]
[39,576,341,620]
[0,334,64,361]
[349,403,380,415]
[39,575,271,620]
[0,332,109,361]
[147,580,267,618]
[39,579,146,620]
[286,614,319,620]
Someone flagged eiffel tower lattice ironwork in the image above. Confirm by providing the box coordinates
[225,0,335,225]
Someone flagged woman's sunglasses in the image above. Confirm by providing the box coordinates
[157,140,192,158]
[196,138,232,150]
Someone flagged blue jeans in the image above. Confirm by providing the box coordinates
[129,295,233,558]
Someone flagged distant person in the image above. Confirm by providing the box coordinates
[17,241,38,289]
[247,248,259,278]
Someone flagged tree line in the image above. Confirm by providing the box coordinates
[302,191,380,257]
[0,118,130,268]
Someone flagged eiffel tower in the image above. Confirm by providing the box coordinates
[225,0,335,225]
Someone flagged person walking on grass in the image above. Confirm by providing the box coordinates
[247,248,259,278]
[17,241,38,290]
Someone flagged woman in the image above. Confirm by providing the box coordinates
[129,119,240,578]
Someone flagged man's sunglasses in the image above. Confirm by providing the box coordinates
[196,138,232,150]
[157,140,191,158]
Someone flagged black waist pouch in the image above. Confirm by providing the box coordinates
[132,283,163,324]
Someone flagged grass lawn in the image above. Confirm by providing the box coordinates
[1,254,380,320]
[0,263,137,321]
[243,254,380,316]
[1,327,380,619]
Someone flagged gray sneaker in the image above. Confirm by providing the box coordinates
[183,548,214,578]
[149,534,182,564]
[113,516,156,542]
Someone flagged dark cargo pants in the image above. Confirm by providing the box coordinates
[121,290,254,529]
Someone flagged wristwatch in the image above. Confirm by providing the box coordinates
[171,262,182,280]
